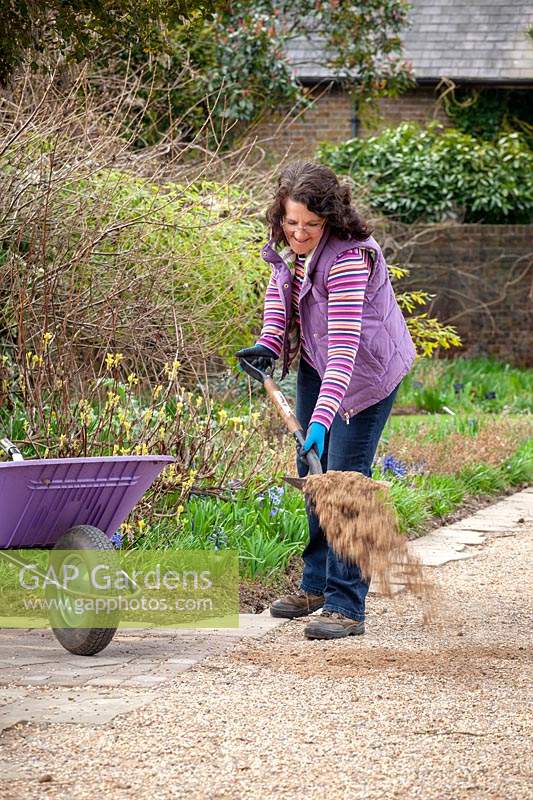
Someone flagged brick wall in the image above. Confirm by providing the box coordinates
[251,85,354,157]
[383,223,533,367]
[253,85,450,155]
[361,88,450,135]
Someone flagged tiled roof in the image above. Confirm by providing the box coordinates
[286,0,533,82]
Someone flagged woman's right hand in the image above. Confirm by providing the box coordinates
[235,344,278,372]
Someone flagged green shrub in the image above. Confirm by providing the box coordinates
[2,156,269,380]
[124,484,308,580]
[85,2,412,149]
[459,463,509,496]
[317,122,532,224]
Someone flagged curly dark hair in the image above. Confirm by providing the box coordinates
[265,160,372,245]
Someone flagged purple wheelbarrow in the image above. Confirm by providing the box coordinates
[0,438,174,656]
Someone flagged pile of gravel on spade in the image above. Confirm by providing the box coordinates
[303,471,436,619]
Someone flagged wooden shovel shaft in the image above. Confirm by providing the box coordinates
[263,377,303,435]
[244,368,322,476]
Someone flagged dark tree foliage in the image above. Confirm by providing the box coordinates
[0,0,227,84]
[1,1,414,149]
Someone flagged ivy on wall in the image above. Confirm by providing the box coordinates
[442,87,533,147]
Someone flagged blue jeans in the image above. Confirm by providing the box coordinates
[296,357,400,622]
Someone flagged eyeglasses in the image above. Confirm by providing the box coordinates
[282,218,325,234]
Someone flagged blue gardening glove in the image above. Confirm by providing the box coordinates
[302,422,326,459]
[235,344,277,373]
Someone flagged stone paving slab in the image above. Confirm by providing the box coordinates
[448,520,520,532]
[0,687,158,728]
[0,613,285,729]
[407,537,479,567]
[436,529,486,545]
[371,488,533,580]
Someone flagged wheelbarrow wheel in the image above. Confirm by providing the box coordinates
[47,525,120,656]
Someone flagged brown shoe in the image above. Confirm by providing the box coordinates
[304,610,365,640]
[270,590,325,619]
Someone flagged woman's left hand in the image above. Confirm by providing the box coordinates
[302,422,326,459]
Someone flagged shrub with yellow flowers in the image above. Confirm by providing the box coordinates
[2,343,289,543]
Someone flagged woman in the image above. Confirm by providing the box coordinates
[236,161,416,641]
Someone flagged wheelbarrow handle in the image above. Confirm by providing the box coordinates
[238,357,323,475]
[0,438,24,461]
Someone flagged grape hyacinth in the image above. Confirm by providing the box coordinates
[256,486,285,516]
[267,486,285,504]
[267,486,285,516]
[207,526,228,551]
[111,531,123,549]
[382,454,407,478]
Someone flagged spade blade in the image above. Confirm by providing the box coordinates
[284,476,307,491]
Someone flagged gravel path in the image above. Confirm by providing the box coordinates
[1,520,532,800]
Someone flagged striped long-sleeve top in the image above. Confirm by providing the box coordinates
[257,247,372,430]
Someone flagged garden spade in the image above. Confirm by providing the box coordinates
[238,358,391,491]
[237,358,433,607]
[238,357,322,490]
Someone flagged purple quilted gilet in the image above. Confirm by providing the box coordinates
[260,228,416,421]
